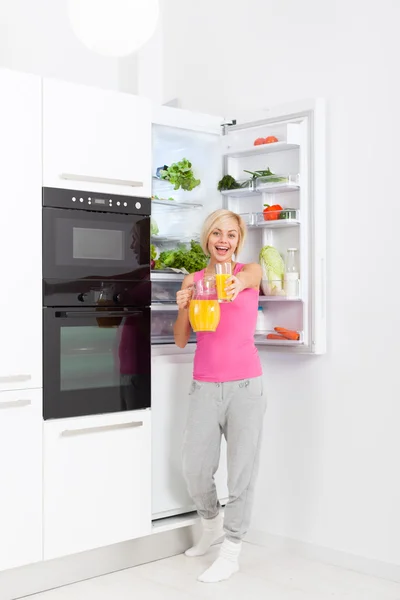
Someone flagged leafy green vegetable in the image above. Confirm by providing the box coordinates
[218,175,241,191]
[160,159,201,191]
[244,168,286,183]
[155,240,208,272]
[151,218,159,236]
[259,245,285,294]
[150,244,157,261]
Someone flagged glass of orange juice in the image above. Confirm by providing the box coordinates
[189,277,220,332]
[215,263,233,303]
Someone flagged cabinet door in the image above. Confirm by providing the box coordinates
[0,389,42,571]
[43,410,151,560]
[0,70,42,391]
[43,79,151,197]
[151,354,228,519]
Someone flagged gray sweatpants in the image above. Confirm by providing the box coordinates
[182,376,267,543]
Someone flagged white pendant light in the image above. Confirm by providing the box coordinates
[68,0,160,58]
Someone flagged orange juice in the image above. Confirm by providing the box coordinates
[216,273,233,302]
[189,299,220,332]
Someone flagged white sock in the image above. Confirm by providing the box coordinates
[185,513,224,557]
[198,538,241,583]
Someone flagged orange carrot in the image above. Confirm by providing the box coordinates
[274,327,300,341]
[267,334,287,340]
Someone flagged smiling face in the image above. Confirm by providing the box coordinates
[207,217,240,264]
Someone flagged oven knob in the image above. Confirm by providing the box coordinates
[123,202,128,207]
[77,293,87,302]
[135,202,141,209]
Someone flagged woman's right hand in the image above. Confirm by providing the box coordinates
[176,287,193,310]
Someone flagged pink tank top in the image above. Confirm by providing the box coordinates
[193,263,262,382]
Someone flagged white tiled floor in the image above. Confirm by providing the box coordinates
[29,543,400,600]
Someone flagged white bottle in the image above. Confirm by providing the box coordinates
[284,248,299,298]
[256,306,266,331]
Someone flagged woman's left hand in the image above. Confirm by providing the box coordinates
[225,275,245,301]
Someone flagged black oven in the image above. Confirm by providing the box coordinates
[42,188,151,421]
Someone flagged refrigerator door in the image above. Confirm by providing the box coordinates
[221,99,326,355]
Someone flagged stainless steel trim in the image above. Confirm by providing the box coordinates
[0,374,32,383]
[0,399,32,409]
[61,421,143,437]
[60,173,144,188]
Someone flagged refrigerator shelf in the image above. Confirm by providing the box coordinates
[223,141,299,159]
[220,174,299,197]
[152,198,203,210]
[258,295,302,303]
[254,331,304,346]
[151,234,200,244]
[242,209,300,228]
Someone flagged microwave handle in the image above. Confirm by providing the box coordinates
[60,173,144,188]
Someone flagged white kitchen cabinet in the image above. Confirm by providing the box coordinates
[43,79,152,197]
[43,410,151,560]
[0,389,42,571]
[151,354,228,519]
[0,69,42,392]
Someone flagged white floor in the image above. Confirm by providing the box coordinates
[28,542,400,600]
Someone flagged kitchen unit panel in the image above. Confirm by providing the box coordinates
[43,79,151,197]
[43,410,151,559]
[0,69,42,391]
[151,355,228,519]
[0,389,42,571]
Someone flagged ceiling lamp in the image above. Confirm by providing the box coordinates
[68,0,160,58]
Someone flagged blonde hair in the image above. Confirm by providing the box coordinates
[200,209,247,256]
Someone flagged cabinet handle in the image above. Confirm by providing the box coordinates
[61,421,143,437]
[0,374,32,383]
[0,399,32,409]
[60,173,144,188]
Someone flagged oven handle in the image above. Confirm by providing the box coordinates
[61,421,143,437]
[57,310,144,318]
[60,173,144,188]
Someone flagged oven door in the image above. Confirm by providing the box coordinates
[43,207,150,281]
[43,306,151,420]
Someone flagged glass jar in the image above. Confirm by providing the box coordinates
[189,277,221,332]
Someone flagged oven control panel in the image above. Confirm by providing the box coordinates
[42,187,151,216]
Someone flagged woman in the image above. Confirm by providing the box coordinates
[174,209,267,583]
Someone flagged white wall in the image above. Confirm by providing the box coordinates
[0,0,137,92]
[162,0,400,566]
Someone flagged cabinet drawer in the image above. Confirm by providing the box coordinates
[0,389,42,571]
[44,410,151,559]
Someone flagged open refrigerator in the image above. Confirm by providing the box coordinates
[150,100,326,520]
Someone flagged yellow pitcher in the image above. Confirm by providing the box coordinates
[189,277,220,332]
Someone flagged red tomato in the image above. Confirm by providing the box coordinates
[265,136,278,144]
[254,137,266,146]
